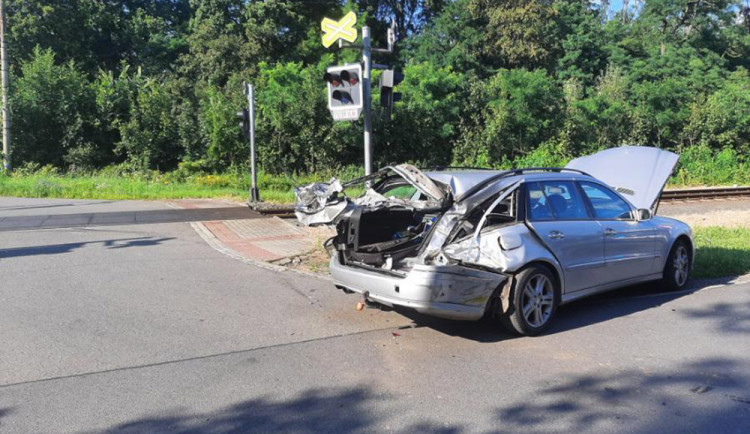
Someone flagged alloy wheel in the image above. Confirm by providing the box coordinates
[673,245,689,287]
[521,274,554,328]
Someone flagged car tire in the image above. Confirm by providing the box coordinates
[502,265,559,336]
[662,239,691,291]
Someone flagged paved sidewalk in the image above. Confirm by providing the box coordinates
[170,200,328,263]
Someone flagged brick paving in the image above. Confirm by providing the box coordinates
[170,199,319,262]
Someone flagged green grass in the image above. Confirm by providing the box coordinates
[0,173,252,201]
[0,169,367,204]
[693,227,750,279]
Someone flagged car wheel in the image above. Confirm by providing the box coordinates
[663,239,691,291]
[503,265,559,336]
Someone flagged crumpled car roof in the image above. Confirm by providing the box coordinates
[425,170,505,198]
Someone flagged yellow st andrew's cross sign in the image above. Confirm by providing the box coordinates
[321,11,358,48]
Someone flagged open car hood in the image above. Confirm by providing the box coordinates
[566,146,679,211]
[294,164,449,226]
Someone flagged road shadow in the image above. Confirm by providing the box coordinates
[0,201,114,212]
[0,237,175,259]
[0,407,12,421]
[392,307,516,344]
[680,300,750,334]
[94,358,750,432]
[390,276,738,343]
[492,357,750,433]
[0,206,263,231]
[105,386,462,433]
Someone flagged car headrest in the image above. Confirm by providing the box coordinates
[547,194,568,216]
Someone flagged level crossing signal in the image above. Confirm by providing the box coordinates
[237,109,250,138]
[379,69,404,120]
[324,64,363,121]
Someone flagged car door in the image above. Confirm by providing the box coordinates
[525,181,606,293]
[578,181,658,284]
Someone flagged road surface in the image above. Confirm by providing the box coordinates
[1,197,749,433]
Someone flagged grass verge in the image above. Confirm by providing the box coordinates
[0,173,301,203]
[0,173,247,201]
[693,227,750,279]
[0,170,365,203]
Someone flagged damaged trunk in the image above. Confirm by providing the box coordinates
[295,164,451,270]
[295,164,523,274]
[334,206,442,268]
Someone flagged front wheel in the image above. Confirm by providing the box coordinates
[502,265,559,336]
[663,240,691,291]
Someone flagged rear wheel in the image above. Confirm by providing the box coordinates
[502,265,559,336]
[663,239,691,291]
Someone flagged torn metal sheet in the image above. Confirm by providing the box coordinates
[294,180,352,226]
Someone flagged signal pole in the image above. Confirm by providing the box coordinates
[1,0,10,172]
[245,83,259,203]
[324,16,395,179]
[361,26,372,178]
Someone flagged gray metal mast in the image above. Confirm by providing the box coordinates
[1,0,10,172]
[362,26,372,177]
[246,83,259,202]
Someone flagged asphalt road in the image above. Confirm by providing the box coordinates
[1,197,749,433]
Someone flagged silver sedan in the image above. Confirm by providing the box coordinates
[295,147,694,335]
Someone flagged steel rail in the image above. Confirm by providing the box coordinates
[661,186,750,201]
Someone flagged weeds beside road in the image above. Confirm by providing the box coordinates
[692,227,750,278]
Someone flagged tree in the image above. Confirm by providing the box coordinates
[181,0,249,85]
[117,73,182,170]
[405,0,486,76]
[377,62,468,166]
[454,68,563,165]
[6,0,190,75]
[255,59,359,174]
[467,0,565,70]
[10,48,99,169]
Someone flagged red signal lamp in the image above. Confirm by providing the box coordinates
[340,70,359,86]
[323,72,342,87]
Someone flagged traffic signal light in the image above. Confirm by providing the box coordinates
[379,68,404,120]
[324,64,363,121]
[237,109,249,138]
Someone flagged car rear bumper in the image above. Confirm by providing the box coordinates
[330,254,508,321]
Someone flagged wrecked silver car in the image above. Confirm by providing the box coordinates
[295,146,694,336]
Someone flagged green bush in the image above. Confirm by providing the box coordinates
[672,145,750,186]
[10,47,100,169]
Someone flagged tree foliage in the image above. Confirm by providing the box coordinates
[5,0,750,175]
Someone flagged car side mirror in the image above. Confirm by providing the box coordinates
[636,208,652,221]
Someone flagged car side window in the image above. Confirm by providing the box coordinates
[526,182,553,221]
[579,182,633,220]
[526,181,589,221]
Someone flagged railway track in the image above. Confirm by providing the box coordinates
[254,186,750,219]
[660,186,750,202]
[252,206,296,219]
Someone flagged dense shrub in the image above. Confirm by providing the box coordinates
[3,1,750,184]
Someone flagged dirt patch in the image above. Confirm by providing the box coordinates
[272,223,335,275]
[658,199,750,228]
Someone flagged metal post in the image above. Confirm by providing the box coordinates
[0,0,10,172]
[246,83,259,202]
[362,26,372,178]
